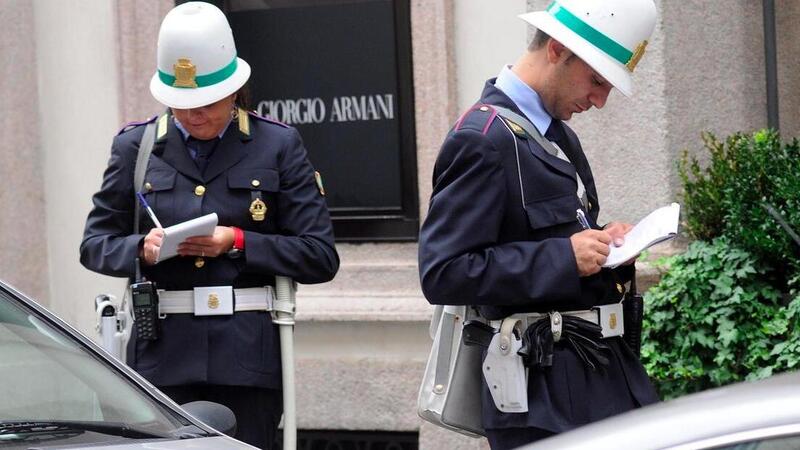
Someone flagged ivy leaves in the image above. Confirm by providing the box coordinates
[644,130,800,399]
[641,238,800,399]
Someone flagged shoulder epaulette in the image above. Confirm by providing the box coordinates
[248,110,290,129]
[156,113,169,141]
[453,104,498,136]
[116,115,158,136]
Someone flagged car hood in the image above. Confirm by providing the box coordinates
[523,371,800,450]
[36,436,256,449]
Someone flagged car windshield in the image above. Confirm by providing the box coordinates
[0,287,190,439]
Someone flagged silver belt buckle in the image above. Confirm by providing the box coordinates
[550,311,563,342]
[193,286,233,316]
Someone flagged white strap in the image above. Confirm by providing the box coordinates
[157,286,275,315]
[549,140,587,206]
[492,106,589,210]
[492,307,623,338]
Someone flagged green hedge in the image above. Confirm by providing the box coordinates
[678,130,800,280]
[642,130,800,399]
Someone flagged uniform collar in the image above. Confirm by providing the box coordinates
[494,65,552,137]
[173,117,232,142]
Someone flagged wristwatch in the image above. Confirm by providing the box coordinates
[226,248,244,259]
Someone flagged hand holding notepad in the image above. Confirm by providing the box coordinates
[156,213,219,263]
[603,203,680,268]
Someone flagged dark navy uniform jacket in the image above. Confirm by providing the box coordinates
[419,80,658,432]
[81,111,339,390]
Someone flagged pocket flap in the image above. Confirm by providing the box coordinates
[524,193,582,229]
[144,168,176,192]
[228,168,279,192]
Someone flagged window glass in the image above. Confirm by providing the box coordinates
[0,293,186,434]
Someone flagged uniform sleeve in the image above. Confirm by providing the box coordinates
[418,129,581,306]
[80,136,145,278]
[240,128,339,284]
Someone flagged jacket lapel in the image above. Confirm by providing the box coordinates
[522,134,579,180]
[202,120,250,182]
[157,119,203,182]
[482,81,579,180]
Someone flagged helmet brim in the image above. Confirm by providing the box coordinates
[149,57,251,109]
[520,11,634,97]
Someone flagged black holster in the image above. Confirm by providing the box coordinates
[622,270,644,357]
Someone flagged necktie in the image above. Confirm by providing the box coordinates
[187,136,219,174]
[544,120,571,157]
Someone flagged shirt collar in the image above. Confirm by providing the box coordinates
[173,117,231,141]
[494,65,552,136]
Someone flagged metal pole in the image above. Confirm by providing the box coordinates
[763,0,780,130]
[274,276,297,450]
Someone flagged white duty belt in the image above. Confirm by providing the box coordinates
[491,302,624,339]
[157,286,275,315]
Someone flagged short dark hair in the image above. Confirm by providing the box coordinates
[528,30,551,51]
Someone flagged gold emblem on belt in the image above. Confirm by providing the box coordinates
[208,293,220,309]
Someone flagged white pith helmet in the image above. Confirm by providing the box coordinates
[519,0,656,97]
[149,1,251,109]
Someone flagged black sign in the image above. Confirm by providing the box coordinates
[221,0,418,241]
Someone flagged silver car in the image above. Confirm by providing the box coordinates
[523,370,800,450]
[0,279,255,449]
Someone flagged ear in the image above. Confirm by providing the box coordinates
[546,39,571,64]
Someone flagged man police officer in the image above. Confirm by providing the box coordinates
[418,1,660,448]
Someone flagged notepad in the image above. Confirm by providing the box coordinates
[603,203,680,268]
[156,213,218,263]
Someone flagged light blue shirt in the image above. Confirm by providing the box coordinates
[173,117,232,159]
[494,65,552,137]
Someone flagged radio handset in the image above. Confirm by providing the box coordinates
[132,257,159,340]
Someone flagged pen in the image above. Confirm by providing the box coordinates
[136,192,163,229]
[576,209,591,230]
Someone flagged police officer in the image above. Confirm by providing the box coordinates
[419,1,659,448]
[80,3,339,448]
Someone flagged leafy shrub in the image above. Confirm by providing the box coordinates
[641,237,800,400]
[678,130,800,280]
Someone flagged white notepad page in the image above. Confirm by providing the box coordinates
[603,203,680,268]
[156,213,218,263]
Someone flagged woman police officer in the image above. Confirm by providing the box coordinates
[80,2,339,448]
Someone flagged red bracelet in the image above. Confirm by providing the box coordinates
[231,226,245,250]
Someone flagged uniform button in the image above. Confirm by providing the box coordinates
[479,106,489,112]
[251,179,261,187]
[194,257,205,268]
[143,182,152,192]
[194,185,206,196]
[616,283,624,294]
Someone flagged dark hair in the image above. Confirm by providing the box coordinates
[528,30,551,51]
[234,82,252,111]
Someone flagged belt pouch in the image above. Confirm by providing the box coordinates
[193,286,233,316]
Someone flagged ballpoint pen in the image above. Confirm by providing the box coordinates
[136,192,164,229]
[576,208,591,230]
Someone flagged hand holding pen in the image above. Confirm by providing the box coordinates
[136,192,164,265]
[571,208,612,276]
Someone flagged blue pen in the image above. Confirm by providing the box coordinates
[136,192,163,229]
[576,209,591,230]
